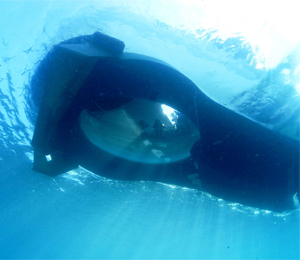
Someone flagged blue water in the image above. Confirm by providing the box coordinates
[0,1,299,259]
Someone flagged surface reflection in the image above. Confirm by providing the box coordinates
[80,99,200,164]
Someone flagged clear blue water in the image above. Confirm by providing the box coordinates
[0,1,299,259]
